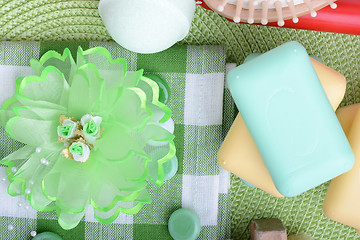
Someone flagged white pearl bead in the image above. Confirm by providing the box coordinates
[35,147,41,153]
[29,180,34,185]
[30,231,37,237]
[17,202,22,207]
[7,225,14,231]
[11,167,17,173]
[25,189,31,195]
[40,158,47,164]
[1,177,6,182]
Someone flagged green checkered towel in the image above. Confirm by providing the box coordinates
[0,41,231,240]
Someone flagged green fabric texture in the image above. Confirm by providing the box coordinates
[1,1,360,239]
[0,42,229,239]
[0,46,177,230]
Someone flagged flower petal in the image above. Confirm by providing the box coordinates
[138,124,175,146]
[14,93,66,111]
[90,180,146,212]
[8,180,23,196]
[27,151,60,211]
[121,70,142,88]
[90,150,148,191]
[93,190,150,224]
[146,140,176,186]
[19,66,69,107]
[55,172,91,213]
[0,97,22,126]
[14,107,63,122]
[67,70,92,120]
[76,64,104,114]
[58,211,86,230]
[98,87,123,118]
[95,124,146,161]
[43,155,95,213]
[5,117,59,148]
[31,48,76,84]
[94,202,144,224]
[79,47,127,89]
[67,67,104,119]
[80,114,92,126]
[139,77,172,124]
[109,88,151,130]
[30,182,53,211]
[116,154,149,181]
[5,148,61,205]
[0,145,34,164]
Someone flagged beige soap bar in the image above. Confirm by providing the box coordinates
[323,103,360,233]
[218,58,347,198]
[250,218,287,240]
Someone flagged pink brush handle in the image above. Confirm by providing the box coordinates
[199,0,360,35]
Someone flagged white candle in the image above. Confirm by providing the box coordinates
[98,0,196,54]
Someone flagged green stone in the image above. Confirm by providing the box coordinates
[33,232,62,240]
[168,208,201,240]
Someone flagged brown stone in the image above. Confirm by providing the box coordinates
[251,218,287,240]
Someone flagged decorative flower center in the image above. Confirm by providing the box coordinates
[69,142,84,155]
[83,120,99,137]
[69,141,90,163]
[58,114,103,162]
[58,125,74,138]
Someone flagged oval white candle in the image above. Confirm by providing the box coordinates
[98,0,196,54]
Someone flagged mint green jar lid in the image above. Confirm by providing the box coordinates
[168,208,201,240]
[144,74,170,105]
[33,232,62,240]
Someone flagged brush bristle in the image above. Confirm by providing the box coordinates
[330,3,337,9]
[234,17,241,23]
[212,0,336,26]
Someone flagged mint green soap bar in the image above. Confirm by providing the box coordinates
[227,41,354,197]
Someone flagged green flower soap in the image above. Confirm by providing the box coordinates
[227,41,354,197]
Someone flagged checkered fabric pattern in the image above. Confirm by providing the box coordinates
[3,1,360,239]
[0,41,231,240]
